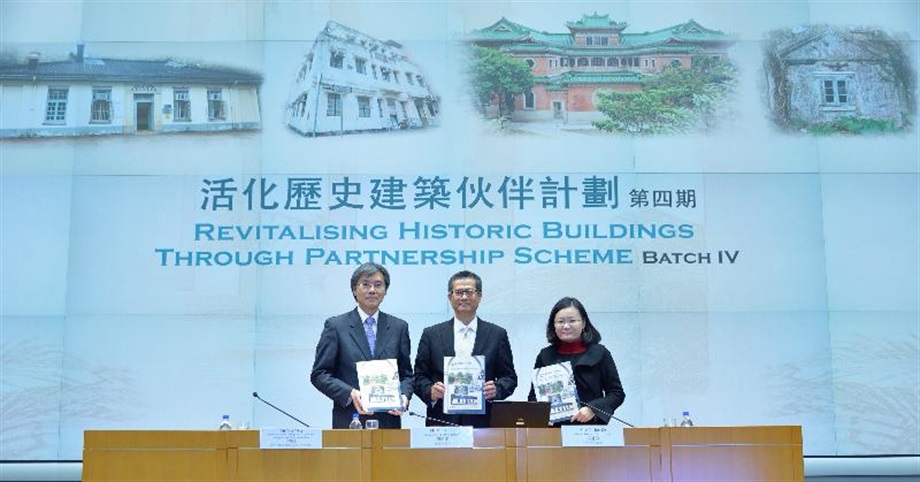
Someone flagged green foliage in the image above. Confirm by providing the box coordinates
[447,371,474,385]
[792,116,901,135]
[762,32,793,128]
[846,29,916,116]
[594,56,737,135]
[593,89,691,134]
[468,46,534,118]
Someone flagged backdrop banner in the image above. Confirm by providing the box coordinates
[1,0,917,460]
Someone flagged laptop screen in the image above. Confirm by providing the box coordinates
[489,401,551,428]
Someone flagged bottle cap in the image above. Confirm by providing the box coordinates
[682,411,690,416]
[222,414,230,419]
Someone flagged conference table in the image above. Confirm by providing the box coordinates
[83,425,803,482]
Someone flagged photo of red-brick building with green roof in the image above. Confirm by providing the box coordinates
[467,13,735,127]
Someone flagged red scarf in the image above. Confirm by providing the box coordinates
[557,340,587,355]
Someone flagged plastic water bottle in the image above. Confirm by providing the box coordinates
[348,412,363,429]
[679,411,694,427]
[218,414,233,430]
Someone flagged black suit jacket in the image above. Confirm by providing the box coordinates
[527,343,625,426]
[310,308,413,429]
[413,318,517,427]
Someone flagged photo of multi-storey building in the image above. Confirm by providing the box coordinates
[467,13,734,124]
[285,21,440,137]
[0,44,262,138]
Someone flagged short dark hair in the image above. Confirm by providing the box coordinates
[350,262,390,292]
[545,297,602,345]
[448,270,482,293]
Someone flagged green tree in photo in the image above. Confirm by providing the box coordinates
[594,89,691,134]
[468,46,534,121]
[594,56,737,135]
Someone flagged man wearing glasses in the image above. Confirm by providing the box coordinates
[311,262,413,428]
[413,270,518,427]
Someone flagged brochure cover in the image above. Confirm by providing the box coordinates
[533,362,579,423]
[356,359,402,412]
[443,355,486,414]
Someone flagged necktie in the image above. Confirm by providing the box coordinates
[457,326,473,357]
[364,317,376,356]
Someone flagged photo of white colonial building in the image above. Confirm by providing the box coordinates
[0,44,262,138]
[286,21,440,137]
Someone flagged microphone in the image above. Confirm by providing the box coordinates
[252,391,312,428]
[405,410,463,427]
[581,401,634,428]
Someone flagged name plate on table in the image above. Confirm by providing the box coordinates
[410,426,474,448]
[561,425,623,447]
[259,427,323,449]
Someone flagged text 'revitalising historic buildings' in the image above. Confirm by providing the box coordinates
[0,44,262,138]
[286,21,440,137]
[467,13,733,123]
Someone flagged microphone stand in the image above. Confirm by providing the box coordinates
[405,410,463,427]
[581,401,634,427]
[252,391,312,428]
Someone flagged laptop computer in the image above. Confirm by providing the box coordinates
[489,401,551,428]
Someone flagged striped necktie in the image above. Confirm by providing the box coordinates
[457,326,473,357]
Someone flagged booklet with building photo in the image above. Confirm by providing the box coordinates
[443,355,486,415]
[356,359,402,412]
[532,362,579,423]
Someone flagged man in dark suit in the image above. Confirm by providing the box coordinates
[413,270,517,427]
[311,263,413,429]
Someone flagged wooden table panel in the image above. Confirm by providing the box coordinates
[84,430,238,449]
[83,448,225,482]
[670,445,804,482]
[84,426,802,482]
[374,447,509,482]
[624,426,804,482]
[235,447,368,482]
[521,446,653,482]
[371,428,513,482]
[668,426,803,445]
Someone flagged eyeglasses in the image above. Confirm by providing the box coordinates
[553,318,583,327]
[450,288,479,298]
[359,281,386,291]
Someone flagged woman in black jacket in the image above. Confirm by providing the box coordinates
[528,297,625,425]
